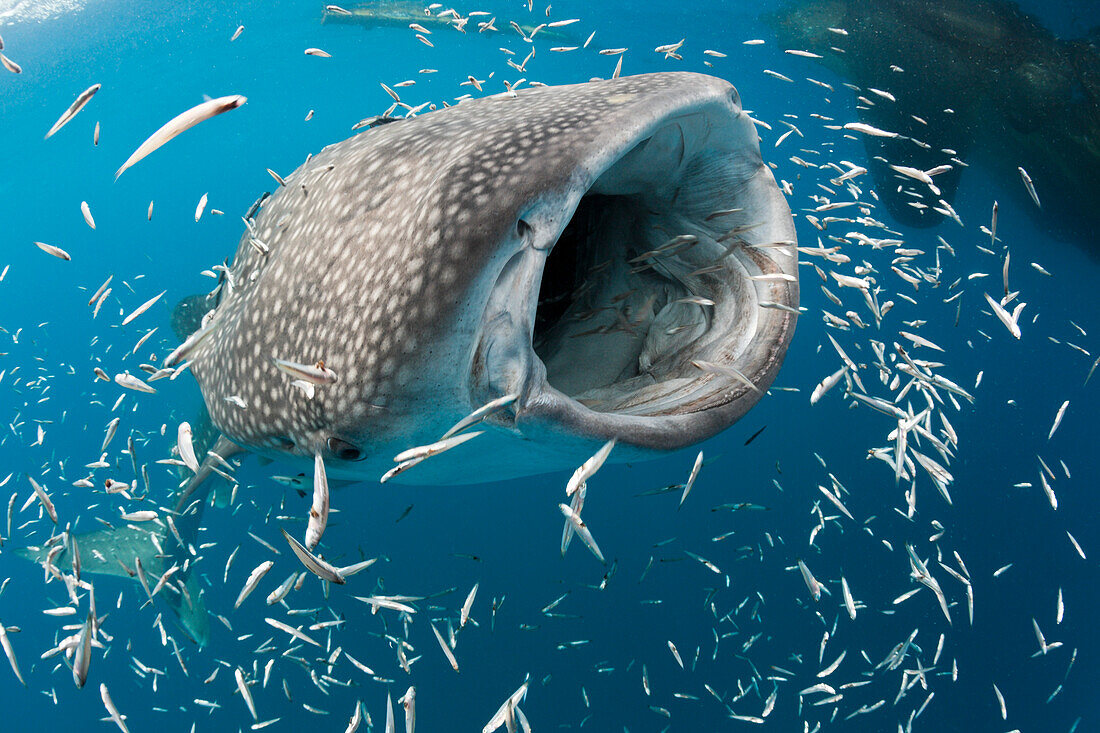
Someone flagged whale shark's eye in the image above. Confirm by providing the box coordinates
[327,437,362,461]
[516,219,533,238]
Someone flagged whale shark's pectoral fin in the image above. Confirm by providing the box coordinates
[173,434,248,514]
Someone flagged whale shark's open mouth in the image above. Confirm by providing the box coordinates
[477,103,799,452]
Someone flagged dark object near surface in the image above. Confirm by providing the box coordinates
[768,0,1100,243]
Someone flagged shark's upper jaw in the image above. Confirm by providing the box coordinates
[188,73,798,483]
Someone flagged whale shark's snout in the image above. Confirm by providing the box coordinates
[182,72,798,483]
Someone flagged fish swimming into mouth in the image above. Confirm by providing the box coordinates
[177,71,799,486]
[23,72,798,646]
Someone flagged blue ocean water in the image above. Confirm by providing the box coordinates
[0,0,1097,731]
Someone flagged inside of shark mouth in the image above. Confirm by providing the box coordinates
[518,116,799,446]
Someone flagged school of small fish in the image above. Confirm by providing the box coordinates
[0,2,1089,732]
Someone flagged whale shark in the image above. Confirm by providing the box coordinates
[23,72,799,645]
[177,71,799,485]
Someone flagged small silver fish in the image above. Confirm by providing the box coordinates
[460,583,478,628]
[1018,166,1041,208]
[115,94,247,178]
[0,621,25,685]
[177,422,200,473]
[400,686,416,733]
[34,241,71,261]
[114,372,156,393]
[236,667,258,720]
[121,290,166,326]
[1,53,22,74]
[430,622,459,672]
[235,560,274,609]
[81,201,96,229]
[265,617,321,647]
[281,528,345,584]
[798,559,822,601]
[28,477,58,524]
[306,452,329,550]
[100,684,130,732]
[558,503,605,564]
[72,611,93,688]
[272,357,337,385]
[45,84,101,139]
[843,121,898,138]
[566,439,616,497]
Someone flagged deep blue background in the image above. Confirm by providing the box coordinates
[0,0,1096,731]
